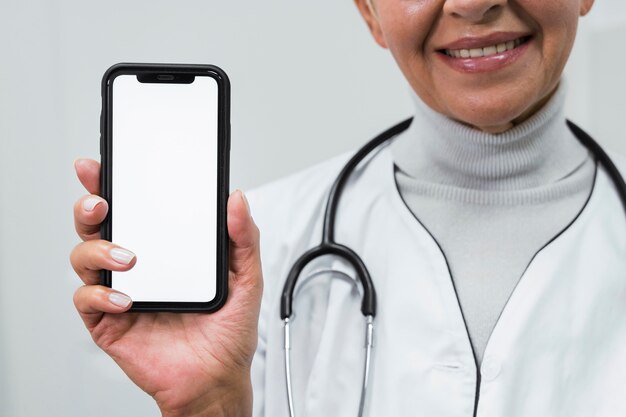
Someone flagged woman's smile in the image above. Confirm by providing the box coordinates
[435,33,533,73]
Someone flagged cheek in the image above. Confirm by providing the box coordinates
[518,0,580,18]
[529,2,580,71]
[519,0,581,43]
[376,1,443,96]
[377,1,438,56]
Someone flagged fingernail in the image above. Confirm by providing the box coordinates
[83,196,102,212]
[109,292,132,308]
[240,190,251,216]
[110,247,136,265]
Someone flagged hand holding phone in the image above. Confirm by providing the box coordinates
[69,64,263,416]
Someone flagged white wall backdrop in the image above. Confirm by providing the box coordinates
[0,1,624,416]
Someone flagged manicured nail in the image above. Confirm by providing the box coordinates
[240,190,251,215]
[110,247,135,265]
[109,292,132,308]
[83,196,102,212]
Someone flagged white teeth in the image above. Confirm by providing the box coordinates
[483,45,498,57]
[445,37,527,59]
[469,48,483,58]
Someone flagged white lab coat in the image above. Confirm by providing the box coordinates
[246,144,626,417]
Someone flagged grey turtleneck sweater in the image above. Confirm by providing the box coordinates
[391,82,596,366]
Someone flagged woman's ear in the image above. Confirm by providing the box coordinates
[579,0,595,16]
[354,0,388,48]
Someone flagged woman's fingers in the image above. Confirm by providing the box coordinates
[74,158,101,195]
[74,194,108,241]
[73,285,132,330]
[70,240,137,285]
[74,158,106,240]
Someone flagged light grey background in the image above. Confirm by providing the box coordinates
[0,1,624,416]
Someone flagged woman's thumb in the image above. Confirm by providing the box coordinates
[227,190,262,281]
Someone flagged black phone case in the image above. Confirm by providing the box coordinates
[100,62,230,312]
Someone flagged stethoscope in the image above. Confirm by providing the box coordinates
[279,117,626,417]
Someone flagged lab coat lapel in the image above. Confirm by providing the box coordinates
[478,162,626,416]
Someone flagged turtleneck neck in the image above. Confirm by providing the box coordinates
[389,79,596,366]
[390,81,590,195]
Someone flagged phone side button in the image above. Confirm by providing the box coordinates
[100,112,103,155]
[227,123,231,151]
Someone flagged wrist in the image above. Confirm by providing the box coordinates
[160,376,253,417]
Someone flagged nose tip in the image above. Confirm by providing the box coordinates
[444,0,506,22]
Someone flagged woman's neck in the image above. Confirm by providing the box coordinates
[390,80,590,191]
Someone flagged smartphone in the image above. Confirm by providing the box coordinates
[100,63,230,312]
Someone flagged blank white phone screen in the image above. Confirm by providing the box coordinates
[111,74,218,302]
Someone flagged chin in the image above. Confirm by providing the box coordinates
[444,97,533,133]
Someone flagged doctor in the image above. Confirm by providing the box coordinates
[70,0,626,416]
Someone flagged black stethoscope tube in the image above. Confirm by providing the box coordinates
[566,120,626,212]
[280,118,412,320]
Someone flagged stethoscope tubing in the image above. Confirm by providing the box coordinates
[566,120,626,212]
[280,118,413,320]
[283,315,375,417]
